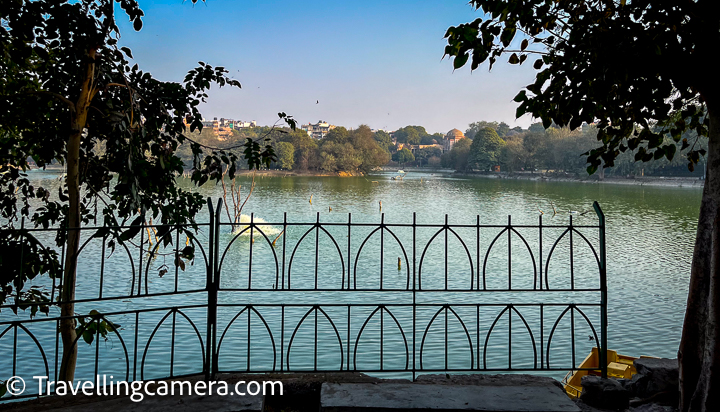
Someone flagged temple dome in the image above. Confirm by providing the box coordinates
[446,129,465,140]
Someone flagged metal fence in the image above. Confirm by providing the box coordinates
[0,199,607,400]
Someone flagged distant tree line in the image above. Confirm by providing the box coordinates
[178,120,707,177]
[441,121,707,177]
[178,124,389,174]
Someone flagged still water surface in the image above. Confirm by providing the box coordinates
[2,170,701,384]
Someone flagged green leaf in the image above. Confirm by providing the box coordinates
[454,52,469,69]
[664,144,677,161]
[83,330,94,344]
[500,27,516,47]
[120,47,133,59]
[119,216,143,241]
[508,53,519,64]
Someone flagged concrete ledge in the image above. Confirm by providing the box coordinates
[48,392,263,412]
[320,382,580,412]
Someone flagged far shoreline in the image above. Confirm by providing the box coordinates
[35,164,705,189]
[450,170,704,189]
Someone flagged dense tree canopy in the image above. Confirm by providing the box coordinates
[445,1,720,411]
[0,0,289,383]
[393,147,415,164]
[469,127,505,170]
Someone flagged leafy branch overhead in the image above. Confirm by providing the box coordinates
[0,0,294,341]
[444,0,711,174]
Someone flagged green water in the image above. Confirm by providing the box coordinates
[197,171,698,357]
[2,170,701,384]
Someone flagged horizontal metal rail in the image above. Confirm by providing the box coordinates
[0,198,607,400]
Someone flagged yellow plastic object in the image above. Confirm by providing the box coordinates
[607,361,631,379]
[562,347,641,399]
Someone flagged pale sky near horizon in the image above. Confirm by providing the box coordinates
[117,0,539,134]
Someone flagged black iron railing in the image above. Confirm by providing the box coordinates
[0,200,607,400]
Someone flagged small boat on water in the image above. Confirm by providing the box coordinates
[562,347,649,398]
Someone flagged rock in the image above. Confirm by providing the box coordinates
[580,375,631,410]
[629,403,678,412]
[630,358,679,406]
[633,358,678,395]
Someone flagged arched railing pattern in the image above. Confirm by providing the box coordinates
[1,199,607,400]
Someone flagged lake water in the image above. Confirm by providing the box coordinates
[1,170,701,389]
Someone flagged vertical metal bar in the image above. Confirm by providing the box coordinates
[539,215,543,291]
[347,306,351,371]
[282,212,287,289]
[380,308,384,371]
[12,324,17,376]
[170,310,177,377]
[249,214,254,289]
[444,215,448,290]
[444,307,448,371]
[476,305,480,370]
[205,198,216,381]
[508,215,512,290]
[380,214,384,290]
[280,306,285,372]
[476,215,480,291]
[211,200,222,378]
[138,220,144,296]
[540,304,544,369]
[174,226,180,293]
[133,312,139,381]
[594,201,608,379]
[247,309,251,371]
[315,213,320,290]
[347,213,351,290]
[569,215,574,290]
[314,308,318,371]
[99,236,105,298]
[508,307,512,369]
[19,218,25,287]
[571,307,576,370]
[59,229,66,300]
[412,212,417,380]
[55,319,60,383]
[94,318,101,377]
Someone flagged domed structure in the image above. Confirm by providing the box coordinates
[446,129,465,139]
[444,128,466,152]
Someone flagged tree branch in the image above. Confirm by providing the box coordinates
[16,90,76,111]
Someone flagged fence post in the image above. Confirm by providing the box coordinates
[205,198,222,381]
[593,201,608,379]
[205,198,214,381]
[212,199,222,378]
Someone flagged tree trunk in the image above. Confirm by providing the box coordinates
[58,49,95,383]
[679,106,720,412]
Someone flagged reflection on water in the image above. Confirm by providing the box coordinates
[1,169,700,383]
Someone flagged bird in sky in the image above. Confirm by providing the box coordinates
[316,100,319,104]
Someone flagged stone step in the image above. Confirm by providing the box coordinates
[320,382,580,412]
[45,393,262,412]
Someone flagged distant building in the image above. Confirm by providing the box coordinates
[398,143,443,154]
[200,118,257,132]
[443,129,466,152]
[234,120,257,129]
[301,120,336,139]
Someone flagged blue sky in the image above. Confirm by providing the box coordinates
[117,0,537,134]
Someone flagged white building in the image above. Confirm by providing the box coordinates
[301,120,336,139]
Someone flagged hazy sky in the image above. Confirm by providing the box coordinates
[117,0,538,134]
